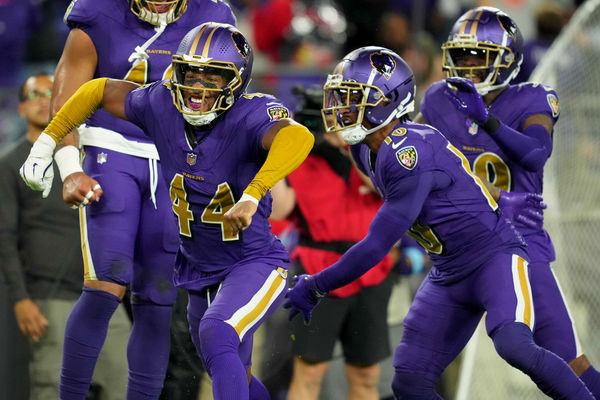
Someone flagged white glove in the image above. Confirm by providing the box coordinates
[19,133,56,198]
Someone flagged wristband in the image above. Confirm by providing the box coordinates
[239,192,259,205]
[480,114,501,134]
[54,145,83,182]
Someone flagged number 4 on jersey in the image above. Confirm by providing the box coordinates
[169,174,239,241]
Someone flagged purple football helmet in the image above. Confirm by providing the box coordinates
[442,7,523,95]
[130,0,188,25]
[321,46,415,145]
[171,22,253,126]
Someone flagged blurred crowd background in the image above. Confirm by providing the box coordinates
[0,0,581,149]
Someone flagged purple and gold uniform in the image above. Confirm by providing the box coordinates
[421,81,582,363]
[64,0,235,303]
[125,81,290,364]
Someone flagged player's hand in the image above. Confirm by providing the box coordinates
[14,299,49,342]
[283,274,326,325]
[223,199,258,236]
[498,191,547,230]
[63,172,103,209]
[19,133,56,198]
[444,77,489,124]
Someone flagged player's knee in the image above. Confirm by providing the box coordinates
[492,322,542,373]
[391,370,440,399]
[198,318,240,365]
[293,358,328,385]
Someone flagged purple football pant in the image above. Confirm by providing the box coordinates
[393,252,591,399]
[187,262,288,400]
[529,261,580,361]
[81,147,178,304]
[61,147,178,399]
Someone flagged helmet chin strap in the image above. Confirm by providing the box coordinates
[183,111,218,126]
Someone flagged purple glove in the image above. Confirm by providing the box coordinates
[283,274,326,325]
[444,77,489,124]
[498,191,547,230]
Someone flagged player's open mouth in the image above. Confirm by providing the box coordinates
[186,96,204,111]
[151,4,172,13]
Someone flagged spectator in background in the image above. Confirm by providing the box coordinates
[377,10,445,111]
[0,73,130,400]
[514,2,568,83]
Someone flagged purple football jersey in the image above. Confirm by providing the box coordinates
[421,81,559,262]
[124,82,290,287]
[352,122,527,284]
[64,0,236,144]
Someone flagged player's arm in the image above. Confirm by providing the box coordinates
[444,77,553,172]
[223,119,314,234]
[284,171,434,323]
[51,29,97,180]
[20,79,138,200]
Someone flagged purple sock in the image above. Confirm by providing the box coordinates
[580,365,600,398]
[60,287,121,400]
[127,302,173,400]
[493,322,594,399]
[198,318,248,400]
[249,375,270,400]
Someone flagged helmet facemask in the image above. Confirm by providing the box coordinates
[321,72,414,145]
[171,56,240,126]
[442,34,518,95]
[131,0,188,25]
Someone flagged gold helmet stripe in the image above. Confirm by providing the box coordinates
[202,25,220,58]
[458,9,475,34]
[188,25,209,56]
[469,10,485,35]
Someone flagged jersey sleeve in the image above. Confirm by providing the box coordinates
[419,80,447,126]
[517,83,560,125]
[124,81,164,137]
[63,0,100,28]
[236,94,292,156]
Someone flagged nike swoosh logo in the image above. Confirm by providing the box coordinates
[391,137,408,149]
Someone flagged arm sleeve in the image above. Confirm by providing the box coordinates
[485,119,553,172]
[315,171,434,292]
[244,124,314,200]
[0,159,28,302]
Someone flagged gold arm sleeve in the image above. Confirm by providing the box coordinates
[244,124,314,200]
[44,78,109,144]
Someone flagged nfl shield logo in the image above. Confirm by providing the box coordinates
[97,152,107,164]
[186,152,197,166]
[396,146,418,170]
[468,121,479,135]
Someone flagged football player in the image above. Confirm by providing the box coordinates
[20,22,314,400]
[415,6,600,397]
[44,1,236,399]
[283,46,594,399]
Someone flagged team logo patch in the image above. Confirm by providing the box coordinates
[186,152,197,166]
[547,94,559,118]
[97,152,107,164]
[267,106,289,121]
[370,52,396,80]
[396,146,418,170]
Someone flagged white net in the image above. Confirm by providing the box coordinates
[455,1,600,398]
